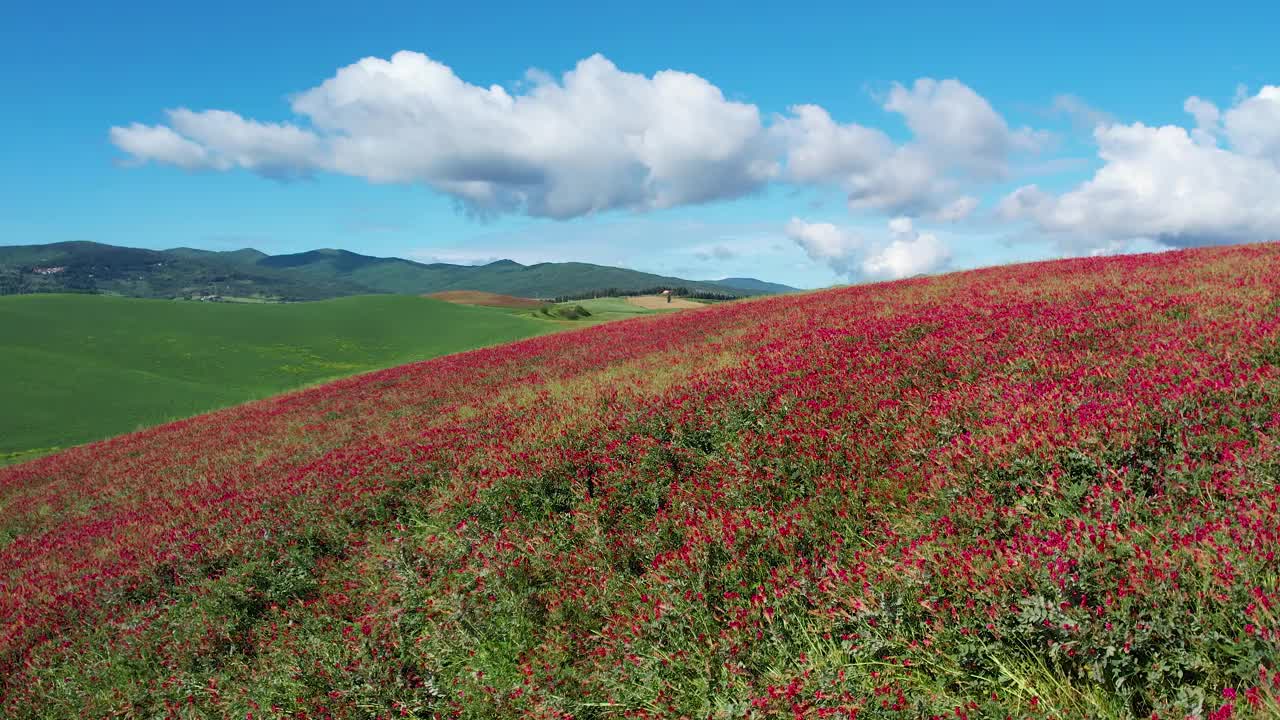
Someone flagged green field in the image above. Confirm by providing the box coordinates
[0,294,560,462]
[462,296,677,324]
[549,296,680,322]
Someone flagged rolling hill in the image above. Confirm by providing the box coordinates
[426,290,547,309]
[0,241,370,300]
[0,293,560,462]
[0,241,796,300]
[3,244,1278,717]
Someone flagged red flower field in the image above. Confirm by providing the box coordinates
[2,245,1280,718]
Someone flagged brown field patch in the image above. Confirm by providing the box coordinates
[427,291,546,309]
[626,295,706,310]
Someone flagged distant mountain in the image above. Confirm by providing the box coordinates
[246,249,767,298]
[0,241,793,301]
[710,277,798,294]
[0,242,370,300]
[166,247,269,264]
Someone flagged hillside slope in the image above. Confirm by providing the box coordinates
[0,294,556,460]
[255,250,765,298]
[0,241,371,299]
[0,242,790,299]
[427,290,546,309]
[2,245,1279,717]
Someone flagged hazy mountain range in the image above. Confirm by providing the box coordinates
[0,241,796,301]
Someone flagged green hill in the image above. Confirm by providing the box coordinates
[256,249,481,295]
[244,248,782,298]
[0,293,558,462]
[7,245,1279,716]
[0,241,794,300]
[0,241,368,300]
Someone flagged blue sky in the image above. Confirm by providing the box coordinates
[3,1,1279,288]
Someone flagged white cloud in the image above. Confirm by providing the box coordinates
[110,111,320,178]
[178,109,322,178]
[113,52,777,218]
[113,52,1042,223]
[931,195,980,222]
[786,216,950,280]
[785,218,864,276]
[1222,86,1280,167]
[863,217,952,279]
[995,185,1052,221]
[773,104,892,185]
[886,216,913,234]
[775,78,1043,218]
[109,123,210,170]
[843,146,958,217]
[1183,96,1220,146]
[885,78,1048,175]
[1000,86,1280,249]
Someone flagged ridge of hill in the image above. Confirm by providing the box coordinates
[7,245,1274,716]
[0,241,797,300]
[0,241,369,300]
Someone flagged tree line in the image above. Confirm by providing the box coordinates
[548,286,738,303]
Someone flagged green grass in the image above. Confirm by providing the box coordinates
[550,297,673,322]
[475,296,672,324]
[0,294,559,461]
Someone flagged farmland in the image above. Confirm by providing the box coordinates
[0,294,558,462]
[626,294,708,310]
[551,297,695,323]
[432,294,703,324]
[427,291,547,310]
[2,245,1280,717]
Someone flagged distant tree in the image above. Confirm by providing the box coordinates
[0,270,30,295]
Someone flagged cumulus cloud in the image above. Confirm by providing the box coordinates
[1222,86,1280,166]
[785,218,864,276]
[112,51,1041,222]
[1183,96,1221,146]
[863,217,952,279]
[110,123,210,170]
[772,104,892,185]
[111,111,321,179]
[844,146,959,218]
[774,79,1043,219]
[113,52,777,218]
[786,216,950,280]
[933,196,980,222]
[1000,86,1280,249]
[885,79,1048,174]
